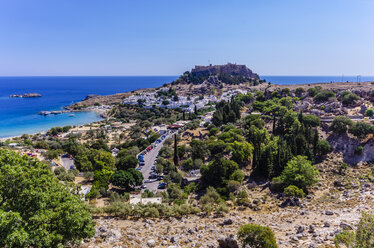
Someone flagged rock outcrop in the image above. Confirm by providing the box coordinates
[191,63,260,79]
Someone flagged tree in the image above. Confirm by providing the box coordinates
[0,149,95,247]
[273,155,319,190]
[173,134,179,167]
[116,154,138,170]
[237,224,278,248]
[200,158,239,188]
[111,169,143,191]
[90,149,116,171]
[190,139,206,160]
[228,141,254,166]
[331,116,353,134]
[302,115,321,127]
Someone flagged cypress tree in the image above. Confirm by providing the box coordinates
[173,134,179,167]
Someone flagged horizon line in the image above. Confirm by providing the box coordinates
[0,74,373,77]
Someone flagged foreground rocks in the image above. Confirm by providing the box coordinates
[81,155,374,248]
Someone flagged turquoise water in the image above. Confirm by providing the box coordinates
[0,76,178,138]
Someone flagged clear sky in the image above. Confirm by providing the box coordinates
[0,0,373,76]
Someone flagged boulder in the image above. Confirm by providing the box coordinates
[217,234,239,248]
[147,239,156,247]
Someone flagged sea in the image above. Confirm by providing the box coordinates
[1,75,374,138]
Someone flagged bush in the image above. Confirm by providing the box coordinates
[44,150,59,160]
[216,202,230,214]
[283,185,305,198]
[307,87,319,97]
[230,169,245,183]
[54,166,66,176]
[270,176,284,191]
[108,191,129,202]
[183,182,197,194]
[314,90,336,102]
[349,122,374,139]
[275,155,319,190]
[237,224,278,248]
[341,91,360,105]
[200,187,222,206]
[315,140,331,156]
[366,109,374,117]
[331,116,353,134]
[236,190,249,206]
[295,87,305,97]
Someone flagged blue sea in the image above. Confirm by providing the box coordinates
[1,75,374,138]
[0,76,178,138]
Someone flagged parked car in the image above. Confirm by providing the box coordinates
[158,182,166,189]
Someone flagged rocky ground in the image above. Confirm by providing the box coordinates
[81,154,374,248]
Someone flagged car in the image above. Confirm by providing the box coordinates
[141,184,147,189]
[139,162,145,166]
[136,167,142,171]
[158,182,166,189]
[149,174,157,179]
[157,175,164,180]
[144,179,152,183]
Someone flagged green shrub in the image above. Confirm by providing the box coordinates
[307,87,319,97]
[315,140,331,156]
[365,109,374,117]
[184,182,197,194]
[314,90,336,102]
[276,155,319,190]
[270,176,284,192]
[283,185,305,198]
[236,190,250,206]
[349,122,374,139]
[237,224,278,248]
[216,202,230,214]
[341,91,360,105]
[230,169,245,183]
[331,116,353,134]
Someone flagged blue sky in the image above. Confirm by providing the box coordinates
[0,0,373,76]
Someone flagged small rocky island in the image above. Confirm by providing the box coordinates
[10,93,42,98]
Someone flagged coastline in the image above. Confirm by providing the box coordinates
[0,110,105,140]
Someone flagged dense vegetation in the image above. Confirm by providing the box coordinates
[0,149,95,247]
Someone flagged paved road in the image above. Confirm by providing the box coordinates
[139,132,173,192]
